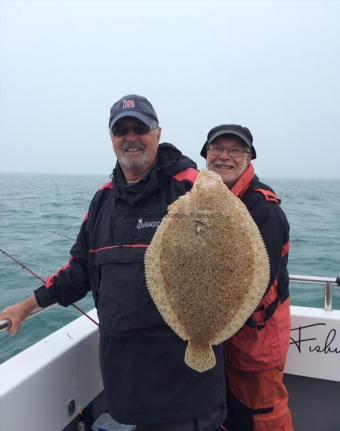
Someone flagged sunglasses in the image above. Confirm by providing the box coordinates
[111,124,158,137]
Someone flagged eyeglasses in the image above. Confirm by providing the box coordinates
[207,145,250,158]
[111,123,158,137]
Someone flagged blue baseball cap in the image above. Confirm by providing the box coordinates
[109,94,159,130]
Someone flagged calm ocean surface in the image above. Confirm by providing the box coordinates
[0,173,339,364]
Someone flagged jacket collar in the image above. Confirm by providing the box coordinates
[111,143,197,202]
[231,163,256,198]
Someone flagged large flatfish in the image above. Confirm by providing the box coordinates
[145,170,269,372]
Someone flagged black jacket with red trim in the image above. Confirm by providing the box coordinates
[34,143,226,425]
[241,175,290,303]
[225,165,291,371]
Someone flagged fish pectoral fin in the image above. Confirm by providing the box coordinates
[184,340,216,373]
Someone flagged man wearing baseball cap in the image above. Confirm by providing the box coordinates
[202,125,293,430]
[1,95,227,430]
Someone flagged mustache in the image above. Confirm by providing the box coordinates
[122,141,145,151]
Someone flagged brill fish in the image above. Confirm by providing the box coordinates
[145,170,269,372]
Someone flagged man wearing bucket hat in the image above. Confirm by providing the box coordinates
[1,95,227,430]
[201,125,293,431]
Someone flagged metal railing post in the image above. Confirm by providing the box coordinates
[289,274,339,312]
[324,281,333,311]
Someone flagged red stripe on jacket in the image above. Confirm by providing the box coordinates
[85,181,114,224]
[172,168,199,183]
[45,257,75,289]
[252,188,280,204]
[100,181,113,190]
[281,241,290,256]
[89,244,149,254]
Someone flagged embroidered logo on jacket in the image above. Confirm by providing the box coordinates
[136,218,161,229]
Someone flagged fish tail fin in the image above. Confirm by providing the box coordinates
[185,340,216,372]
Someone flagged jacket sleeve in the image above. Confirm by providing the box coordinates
[34,205,94,308]
[245,195,290,290]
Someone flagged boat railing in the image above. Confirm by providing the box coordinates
[0,304,55,333]
[289,274,340,312]
[1,274,340,333]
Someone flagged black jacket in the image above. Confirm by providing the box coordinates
[35,144,226,425]
[224,167,291,372]
[242,175,290,302]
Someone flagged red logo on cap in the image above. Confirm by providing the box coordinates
[123,99,135,109]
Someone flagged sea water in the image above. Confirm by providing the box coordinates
[0,173,339,364]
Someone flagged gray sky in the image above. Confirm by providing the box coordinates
[1,0,339,178]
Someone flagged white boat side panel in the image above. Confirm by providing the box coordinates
[285,306,340,382]
[0,309,103,431]
[1,306,340,431]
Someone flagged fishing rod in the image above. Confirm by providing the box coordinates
[0,248,99,328]
[44,228,76,242]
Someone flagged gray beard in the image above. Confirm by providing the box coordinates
[120,152,149,169]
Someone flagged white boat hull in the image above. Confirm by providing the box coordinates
[1,306,339,430]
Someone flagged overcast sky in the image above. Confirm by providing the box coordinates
[1,0,339,178]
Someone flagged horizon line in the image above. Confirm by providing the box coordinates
[1,170,340,181]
